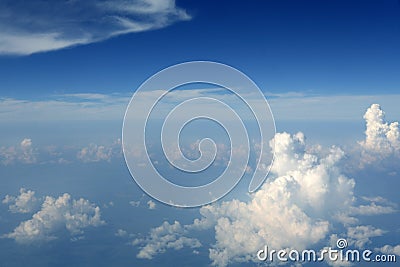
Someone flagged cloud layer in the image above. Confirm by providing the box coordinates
[0,0,191,55]
[1,93,400,123]
[0,136,123,165]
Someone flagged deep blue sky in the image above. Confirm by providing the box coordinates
[1,0,400,98]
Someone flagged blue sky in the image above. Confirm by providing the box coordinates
[1,0,400,266]
[1,0,400,98]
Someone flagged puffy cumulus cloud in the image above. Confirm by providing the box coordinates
[20,138,32,148]
[19,138,36,163]
[77,139,121,163]
[375,244,400,256]
[134,130,397,266]
[0,137,123,165]
[2,188,39,213]
[269,132,355,214]
[346,225,385,249]
[77,144,112,162]
[115,229,128,237]
[0,0,191,55]
[76,138,122,162]
[134,221,201,259]
[0,138,36,165]
[0,146,18,165]
[134,132,354,266]
[350,202,396,216]
[201,132,358,266]
[359,104,400,165]
[3,192,105,244]
[147,200,156,210]
[348,196,397,216]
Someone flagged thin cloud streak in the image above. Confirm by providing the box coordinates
[1,92,400,122]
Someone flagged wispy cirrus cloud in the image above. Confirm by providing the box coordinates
[0,0,191,55]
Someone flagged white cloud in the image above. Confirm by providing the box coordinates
[348,195,397,216]
[346,225,385,249]
[77,139,122,163]
[134,131,361,266]
[0,138,36,165]
[0,135,122,165]
[19,138,36,163]
[20,138,32,148]
[361,196,394,204]
[135,221,201,259]
[0,0,191,55]
[134,126,398,266]
[115,229,128,237]
[201,132,359,266]
[375,244,400,256]
[2,191,105,244]
[0,32,87,56]
[147,200,156,210]
[0,146,18,165]
[362,104,400,152]
[359,104,400,165]
[129,201,141,207]
[1,93,400,123]
[350,202,396,216]
[2,188,39,213]
[77,144,112,162]
[269,132,356,215]
[128,103,399,266]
